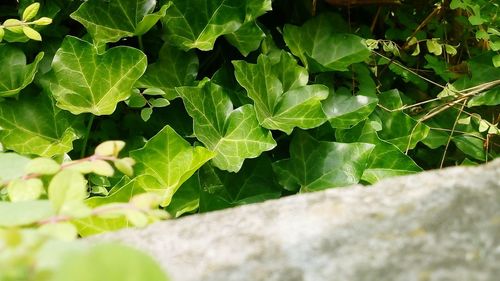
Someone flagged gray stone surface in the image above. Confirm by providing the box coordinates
[92,160,500,281]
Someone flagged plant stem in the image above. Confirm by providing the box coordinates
[138,35,144,51]
[80,115,95,158]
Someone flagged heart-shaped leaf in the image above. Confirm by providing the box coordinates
[0,91,82,157]
[161,0,271,51]
[44,36,147,115]
[283,13,371,72]
[234,51,329,134]
[71,0,171,43]
[135,44,198,100]
[336,120,423,184]
[273,131,375,192]
[130,125,215,206]
[0,44,43,97]
[177,79,276,172]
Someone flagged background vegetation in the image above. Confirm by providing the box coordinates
[0,0,498,280]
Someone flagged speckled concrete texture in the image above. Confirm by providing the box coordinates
[91,159,500,281]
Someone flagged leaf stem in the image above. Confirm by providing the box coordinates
[80,115,95,158]
[138,35,144,51]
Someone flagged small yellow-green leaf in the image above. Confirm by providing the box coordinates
[365,39,379,50]
[407,36,418,46]
[444,44,457,56]
[411,43,420,56]
[478,119,490,132]
[114,158,135,177]
[493,54,500,68]
[3,19,24,33]
[141,107,153,121]
[124,210,149,227]
[7,178,44,202]
[38,222,78,241]
[149,98,170,108]
[0,28,4,42]
[457,116,471,125]
[66,161,94,174]
[26,157,61,175]
[131,193,161,209]
[22,2,40,21]
[32,17,52,26]
[91,160,114,177]
[94,140,125,157]
[22,25,42,41]
[48,169,88,213]
[426,39,442,56]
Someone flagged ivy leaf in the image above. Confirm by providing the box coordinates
[70,0,171,43]
[0,200,54,227]
[135,44,198,100]
[0,91,82,157]
[233,52,329,134]
[44,36,147,115]
[454,54,500,107]
[166,174,201,218]
[273,131,374,192]
[0,44,43,97]
[177,79,276,172]
[130,125,215,206]
[336,120,423,184]
[224,21,265,57]
[453,134,486,161]
[199,156,282,212]
[323,90,378,129]
[372,90,430,151]
[161,0,271,51]
[283,13,371,72]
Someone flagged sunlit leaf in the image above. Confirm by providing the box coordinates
[43,36,147,115]
[177,79,276,172]
[0,200,54,227]
[130,125,215,206]
[0,91,82,157]
[234,51,328,134]
[161,0,271,51]
[71,0,171,43]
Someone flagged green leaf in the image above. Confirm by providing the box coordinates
[0,153,30,182]
[166,174,200,217]
[199,156,282,212]
[0,91,82,157]
[233,52,329,134]
[322,86,378,129]
[335,120,422,184]
[25,157,61,175]
[130,125,215,206]
[372,90,430,151]
[456,54,500,107]
[22,25,41,41]
[453,134,486,161]
[0,200,54,227]
[44,36,147,115]
[51,243,170,281]
[161,0,271,51]
[426,39,442,56]
[0,44,43,97]
[135,44,198,100]
[70,0,171,43]
[48,169,89,215]
[224,21,265,56]
[7,178,44,202]
[141,107,153,121]
[283,13,371,72]
[22,3,40,21]
[177,79,276,172]
[94,140,125,157]
[273,131,374,192]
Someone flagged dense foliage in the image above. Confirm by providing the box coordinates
[0,0,498,279]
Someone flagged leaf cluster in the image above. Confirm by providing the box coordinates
[0,0,499,279]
